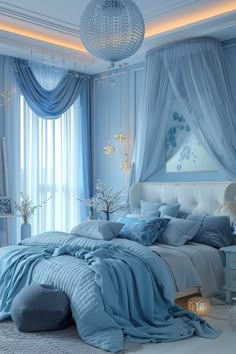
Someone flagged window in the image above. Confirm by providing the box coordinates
[19,83,81,235]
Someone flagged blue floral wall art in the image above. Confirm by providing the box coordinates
[166,111,216,173]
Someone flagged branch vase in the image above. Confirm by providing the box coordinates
[21,223,31,240]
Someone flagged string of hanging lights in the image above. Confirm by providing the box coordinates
[115,72,126,143]
[103,77,116,155]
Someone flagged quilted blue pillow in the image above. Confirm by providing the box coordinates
[118,217,170,246]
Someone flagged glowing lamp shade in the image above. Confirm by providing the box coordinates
[80,0,145,64]
[187,297,210,316]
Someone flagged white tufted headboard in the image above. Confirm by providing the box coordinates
[129,182,236,215]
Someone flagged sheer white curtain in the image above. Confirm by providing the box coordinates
[132,38,236,183]
[5,58,83,243]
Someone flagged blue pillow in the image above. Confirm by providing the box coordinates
[186,215,234,248]
[159,204,181,218]
[71,221,124,241]
[118,217,170,246]
[140,200,165,217]
[177,211,189,219]
[118,216,158,224]
[159,217,201,246]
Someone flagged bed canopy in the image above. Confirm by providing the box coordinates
[131,38,236,183]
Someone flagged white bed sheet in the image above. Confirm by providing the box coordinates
[150,242,224,298]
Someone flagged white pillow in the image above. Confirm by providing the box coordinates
[71,220,124,241]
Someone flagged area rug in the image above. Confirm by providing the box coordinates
[0,320,139,354]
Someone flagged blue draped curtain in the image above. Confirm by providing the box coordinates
[132,38,236,182]
[78,79,94,220]
[4,57,93,244]
[13,58,86,119]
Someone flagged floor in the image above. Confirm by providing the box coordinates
[0,298,234,354]
[126,300,235,354]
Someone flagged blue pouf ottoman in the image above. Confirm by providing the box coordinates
[10,284,71,332]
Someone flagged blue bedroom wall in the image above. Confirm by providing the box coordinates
[0,56,5,139]
[93,64,144,197]
[92,39,236,192]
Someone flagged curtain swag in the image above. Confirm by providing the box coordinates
[131,37,236,182]
[13,58,89,119]
[3,57,93,243]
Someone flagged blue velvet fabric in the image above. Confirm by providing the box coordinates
[13,58,87,119]
[186,215,234,248]
[0,239,221,352]
[118,217,170,246]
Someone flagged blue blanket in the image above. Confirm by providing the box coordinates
[0,233,221,352]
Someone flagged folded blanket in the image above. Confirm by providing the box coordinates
[0,235,221,353]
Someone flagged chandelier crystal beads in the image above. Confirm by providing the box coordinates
[80,0,145,64]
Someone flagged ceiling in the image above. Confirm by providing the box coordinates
[0,0,235,74]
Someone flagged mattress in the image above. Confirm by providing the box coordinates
[150,242,225,297]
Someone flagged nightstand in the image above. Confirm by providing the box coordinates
[220,245,236,304]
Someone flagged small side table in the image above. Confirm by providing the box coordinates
[220,245,236,304]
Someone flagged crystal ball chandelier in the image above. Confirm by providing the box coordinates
[80,0,145,65]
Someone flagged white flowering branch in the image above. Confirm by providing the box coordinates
[79,180,126,220]
[14,193,54,224]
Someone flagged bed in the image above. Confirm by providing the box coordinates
[129,181,236,298]
[0,181,235,353]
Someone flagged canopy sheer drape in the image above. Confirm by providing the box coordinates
[13,58,86,119]
[132,38,236,183]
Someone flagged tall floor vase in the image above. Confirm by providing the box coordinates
[21,223,31,240]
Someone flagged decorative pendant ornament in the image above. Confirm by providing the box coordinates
[104,143,115,155]
[80,0,145,65]
[115,131,126,143]
[120,154,131,171]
